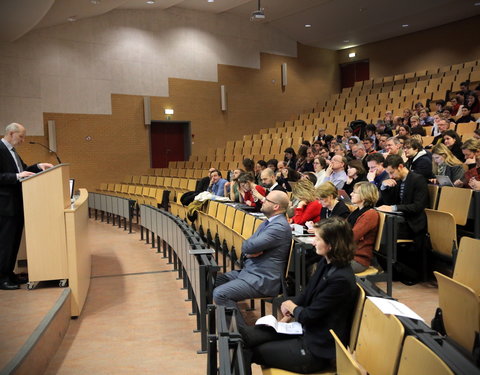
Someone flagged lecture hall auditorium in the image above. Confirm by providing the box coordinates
[0,1,480,374]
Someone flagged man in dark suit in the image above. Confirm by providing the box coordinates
[378,154,429,282]
[213,190,291,326]
[259,168,286,193]
[0,123,53,290]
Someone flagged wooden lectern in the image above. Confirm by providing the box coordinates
[21,164,91,316]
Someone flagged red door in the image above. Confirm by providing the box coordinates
[340,60,370,89]
[150,121,187,168]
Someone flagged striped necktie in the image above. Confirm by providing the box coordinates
[11,147,24,172]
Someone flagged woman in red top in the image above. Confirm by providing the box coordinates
[238,173,266,210]
[290,179,322,225]
[347,181,380,273]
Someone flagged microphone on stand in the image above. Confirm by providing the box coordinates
[29,142,62,164]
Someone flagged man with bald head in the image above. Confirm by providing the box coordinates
[260,168,286,192]
[213,190,292,326]
[1,123,53,289]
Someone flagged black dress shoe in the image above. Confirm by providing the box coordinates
[10,273,28,285]
[0,280,20,290]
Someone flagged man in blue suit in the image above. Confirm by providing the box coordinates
[213,190,292,325]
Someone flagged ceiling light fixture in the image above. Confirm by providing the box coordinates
[67,16,77,22]
[90,0,101,4]
[344,40,350,43]
[349,52,356,58]
[402,24,409,28]
[475,2,480,5]
[208,0,215,2]
[305,24,312,28]
[146,0,155,4]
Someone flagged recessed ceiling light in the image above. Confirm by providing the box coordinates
[67,16,77,22]
[146,0,155,4]
[344,40,350,43]
[90,0,101,4]
[305,24,312,28]
[402,24,409,28]
[208,0,215,3]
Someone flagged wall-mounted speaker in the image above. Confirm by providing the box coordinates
[143,96,151,125]
[220,85,227,111]
[47,120,57,152]
[281,63,288,87]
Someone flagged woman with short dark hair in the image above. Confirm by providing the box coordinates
[240,217,358,374]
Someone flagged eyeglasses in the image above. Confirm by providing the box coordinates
[264,197,279,205]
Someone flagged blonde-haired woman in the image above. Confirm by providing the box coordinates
[289,179,322,225]
[348,182,380,273]
[431,143,466,185]
[316,181,350,220]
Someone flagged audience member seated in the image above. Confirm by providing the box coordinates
[303,147,315,172]
[260,168,286,193]
[344,160,367,196]
[284,147,297,169]
[275,161,292,192]
[409,116,426,136]
[460,138,480,171]
[362,137,376,154]
[418,108,434,125]
[318,146,330,161]
[254,160,267,184]
[317,181,350,220]
[466,92,480,114]
[302,172,318,186]
[213,191,292,327]
[348,181,380,273]
[435,100,446,114]
[313,128,326,142]
[456,106,476,124]
[240,217,357,374]
[322,155,348,189]
[290,179,322,225]
[385,137,407,162]
[450,96,462,116]
[207,169,228,196]
[442,129,465,162]
[378,154,429,230]
[431,143,466,186]
[224,168,245,202]
[243,158,255,177]
[351,142,368,171]
[267,158,278,173]
[313,156,327,187]
[196,167,216,194]
[366,153,390,189]
[238,173,266,210]
[404,139,433,181]
[376,133,390,153]
[442,107,457,123]
[378,154,429,282]
[397,124,411,138]
[376,119,393,136]
[296,145,309,172]
[383,111,394,128]
[428,118,450,147]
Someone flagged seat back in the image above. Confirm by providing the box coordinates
[241,214,256,238]
[425,209,457,258]
[232,210,245,234]
[437,186,472,226]
[434,271,480,353]
[330,329,363,375]
[397,336,454,375]
[373,211,386,252]
[349,284,366,350]
[427,184,440,209]
[355,299,404,375]
[453,237,480,294]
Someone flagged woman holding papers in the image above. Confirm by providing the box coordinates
[240,217,357,374]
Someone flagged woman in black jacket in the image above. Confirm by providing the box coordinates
[240,217,358,374]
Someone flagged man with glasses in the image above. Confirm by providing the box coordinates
[322,155,347,189]
[213,190,291,326]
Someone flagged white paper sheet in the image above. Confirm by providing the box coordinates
[367,296,425,321]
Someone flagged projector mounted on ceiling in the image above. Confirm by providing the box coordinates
[250,0,265,22]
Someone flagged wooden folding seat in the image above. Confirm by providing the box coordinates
[425,209,457,259]
[168,161,177,168]
[437,186,473,226]
[434,271,480,353]
[470,70,480,82]
[453,237,480,294]
[397,336,454,375]
[456,122,478,138]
